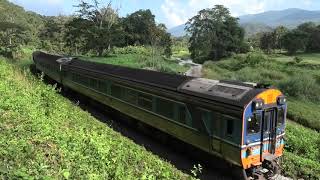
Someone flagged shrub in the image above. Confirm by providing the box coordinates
[113,46,151,56]
[277,73,320,101]
[283,122,320,179]
[287,99,320,131]
[294,56,303,63]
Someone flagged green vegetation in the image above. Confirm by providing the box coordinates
[172,36,191,60]
[186,5,248,63]
[81,46,189,74]
[0,58,190,179]
[0,0,172,58]
[254,22,320,55]
[283,122,320,179]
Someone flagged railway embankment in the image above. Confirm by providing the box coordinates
[0,59,191,179]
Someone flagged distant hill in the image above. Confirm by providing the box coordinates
[241,23,273,37]
[0,0,44,40]
[168,24,188,37]
[169,8,320,37]
[239,8,320,28]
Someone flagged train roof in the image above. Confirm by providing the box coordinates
[68,58,194,91]
[33,51,266,107]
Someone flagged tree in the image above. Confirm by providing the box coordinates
[186,5,245,62]
[121,9,172,57]
[67,0,123,56]
[149,23,172,59]
[307,25,320,52]
[121,9,156,46]
[64,17,88,55]
[39,16,69,53]
[273,26,288,50]
[281,30,308,55]
[259,32,275,54]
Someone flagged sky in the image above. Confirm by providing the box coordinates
[8,0,320,28]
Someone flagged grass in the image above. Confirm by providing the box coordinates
[81,53,189,74]
[172,46,191,60]
[0,58,191,179]
[273,53,320,64]
[287,99,320,131]
[283,122,320,179]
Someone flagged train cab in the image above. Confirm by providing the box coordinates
[241,89,287,175]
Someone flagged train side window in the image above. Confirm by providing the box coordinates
[98,80,108,93]
[89,78,98,89]
[178,105,186,124]
[277,108,285,127]
[138,93,153,111]
[124,89,138,105]
[156,98,174,119]
[247,113,261,134]
[226,119,234,136]
[200,109,212,135]
[111,84,122,99]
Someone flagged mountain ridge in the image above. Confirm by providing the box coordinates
[169,8,320,37]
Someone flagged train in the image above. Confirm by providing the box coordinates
[32,51,287,179]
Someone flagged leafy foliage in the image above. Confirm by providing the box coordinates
[281,29,309,55]
[82,46,188,74]
[283,122,320,179]
[0,0,44,58]
[186,5,246,62]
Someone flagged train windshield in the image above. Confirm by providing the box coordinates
[277,108,285,127]
[247,113,261,134]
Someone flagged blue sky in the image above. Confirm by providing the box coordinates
[9,0,320,28]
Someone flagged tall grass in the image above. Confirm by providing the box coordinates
[83,46,189,74]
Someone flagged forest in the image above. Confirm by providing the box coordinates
[0,0,319,179]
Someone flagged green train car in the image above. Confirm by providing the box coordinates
[33,51,287,179]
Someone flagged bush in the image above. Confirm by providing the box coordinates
[283,122,320,179]
[113,46,151,56]
[294,56,303,63]
[278,73,320,101]
[287,99,320,131]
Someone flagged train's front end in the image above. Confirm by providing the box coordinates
[242,89,287,178]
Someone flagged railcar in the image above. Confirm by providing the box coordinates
[32,51,287,179]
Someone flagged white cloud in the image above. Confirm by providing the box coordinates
[162,0,271,28]
[161,0,188,27]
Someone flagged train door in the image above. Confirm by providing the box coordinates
[260,108,277,160]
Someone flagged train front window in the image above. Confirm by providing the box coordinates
[247,113,261,134]
[277,108,285,127]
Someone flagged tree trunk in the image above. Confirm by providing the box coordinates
[98,48,103,57]
[75,45,78,56]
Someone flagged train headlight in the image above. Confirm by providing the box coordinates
[277,96,287,105]
[253,99,264,110]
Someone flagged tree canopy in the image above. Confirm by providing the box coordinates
[186,5,246,63]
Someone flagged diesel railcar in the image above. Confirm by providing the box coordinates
[32,51,287,179]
